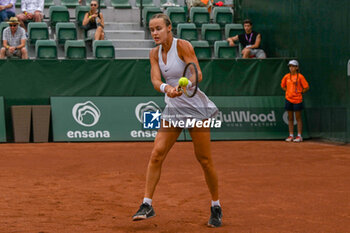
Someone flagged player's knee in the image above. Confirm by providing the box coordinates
[197,156,212,169]
[150,148,166,165]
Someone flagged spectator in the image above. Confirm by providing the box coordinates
[79,0,86,6]
[17,0,44,31]
[0,17,28,59]
[82,0,104,41]
[227,19,266,58]
[281,60,309,142]
[0,0,16,23]
[187,0,213,13]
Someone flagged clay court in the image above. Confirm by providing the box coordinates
[0,141,349,232]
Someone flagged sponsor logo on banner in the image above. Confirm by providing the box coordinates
[131,101,162,138]
[143,111,161,129]
[216,110,278,128]
[72,101,101,127]
[135,101,162,123]
[68,101,110,139]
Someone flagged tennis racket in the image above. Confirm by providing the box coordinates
[177,62,198,98]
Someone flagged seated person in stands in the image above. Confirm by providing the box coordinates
[16,0,44,31]
[227,19,266,59]
[82,0,104,41]
[0,0,16,23]
[187,0,213,13]
[0,17,28,59]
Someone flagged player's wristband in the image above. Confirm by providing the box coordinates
[186,80,192,89]
[160,83,168,93]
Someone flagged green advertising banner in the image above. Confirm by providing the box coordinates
[205,96,309,140]
[0,97,6,142]
[51,96,309,142]
[51,97,186,142]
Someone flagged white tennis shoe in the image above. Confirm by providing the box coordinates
[293,136,303,142]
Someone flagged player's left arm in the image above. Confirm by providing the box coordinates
[251,33,261,49]
[177,39,203,83]
[300,75,310,93]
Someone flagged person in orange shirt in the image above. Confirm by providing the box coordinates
[281,60,309,142]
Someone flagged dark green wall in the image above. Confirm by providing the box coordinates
[0,59,289,141]
[241,0,350,142]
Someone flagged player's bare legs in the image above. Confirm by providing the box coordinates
[295,110,302,135]
[189,126,222,227]
[133,121,181,221]
[287,111,294,135]
[144,123,182,198]
[188,127,218,200]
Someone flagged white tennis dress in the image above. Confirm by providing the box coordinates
[158,38,218,123]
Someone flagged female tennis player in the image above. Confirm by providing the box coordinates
[132,13,222,227]
[281,60,309,142]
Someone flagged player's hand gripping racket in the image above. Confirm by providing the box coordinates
[177,62,198,98]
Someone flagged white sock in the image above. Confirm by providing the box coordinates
[289,134,294,137]
[143,197,152,206]
[211,200,220,207]
[297,134,302,137]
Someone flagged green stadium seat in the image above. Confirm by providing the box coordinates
[166,6,186,28]
[44,0,54,7]
[15,0,21,7]
[86,0,107,8]
[61,0,80,8]
[111,0,132,8]
[65,40,86,59]
[225,23,244,39]
[35,40,57,59]
[177,23,197,41]
[143,7,163,26]
[190,7,210,27]
[49,6,70,28]
[28,22,49,45]
[191,40,211,59]
[136,0,155,7]
[75,6,90,28]
[213,7,233,27]
[214,40,237,58]
[93,40,115,59]
[0,22,9,46]
[201,23,222,45]
[55,22,77,45]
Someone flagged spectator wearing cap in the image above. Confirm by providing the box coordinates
[281,60,309,142]
[0,17,28,59]
[0,0,16,23]
[16,0,44,31]
[227,19,266,59]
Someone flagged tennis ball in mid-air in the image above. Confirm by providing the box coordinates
[178,77,189,87]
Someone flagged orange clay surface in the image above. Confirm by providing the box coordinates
[0,141,349,233]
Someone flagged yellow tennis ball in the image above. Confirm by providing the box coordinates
[178,77,189,87]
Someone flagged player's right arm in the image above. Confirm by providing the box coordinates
[149,48,181,98]
[82,12,90,26]
[281,75,287,91]
[227,35,239,46]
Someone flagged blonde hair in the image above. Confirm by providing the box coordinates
[150,13,172,27]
